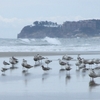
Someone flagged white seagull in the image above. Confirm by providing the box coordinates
[45,59,52,67]
[89,69,100,80]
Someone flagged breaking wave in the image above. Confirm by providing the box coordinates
[42,37,61,45]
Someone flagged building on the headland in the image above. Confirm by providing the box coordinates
[62,20,96,31]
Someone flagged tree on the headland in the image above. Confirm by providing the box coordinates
[33,21,39,26]
[33,21,58,27]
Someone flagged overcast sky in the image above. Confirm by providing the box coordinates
[0,0,100,38]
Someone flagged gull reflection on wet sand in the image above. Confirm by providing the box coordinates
[65,74,71,85]
[42,72,49,82]
[89,80,100,92]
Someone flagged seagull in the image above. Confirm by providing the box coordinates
[12,56,18,60]
[65,62,72,74]
[33,54,40,65]
[1,68,9,72]
[65,66,72,74]
[75,60,82,69]
[22,59,33,72]
[45,59,52,67]
[65,66,72,71]
[78,63,86,69]
[62,54,73,61]
[89,69,100,80]
[41,65,52,71]
[77,54,82,61]
[94,66,100,70]
[38,55,46,63]
[81,58,89,65]
[22,59,27,68]
[24,64,33,70]
[12,56,19,63]
[87,59,94,66]
[22,59,28,73]
[58,59,67,66]
[58,59,68,69]
[3,61,10,66]
[93,58,100,66]
[9,58,17,67]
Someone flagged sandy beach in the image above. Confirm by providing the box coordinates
[0,52,100,100]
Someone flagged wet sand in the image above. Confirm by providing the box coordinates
[0,52,100,100]
[0,51,100,57]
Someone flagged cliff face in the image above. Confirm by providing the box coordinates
[17,19,100,38]
[17,26,62,38]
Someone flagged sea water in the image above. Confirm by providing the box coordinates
[0,36,100,52]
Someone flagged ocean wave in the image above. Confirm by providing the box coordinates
[0,37,100,52]
[19,38,31,43]
[42,36,61,45]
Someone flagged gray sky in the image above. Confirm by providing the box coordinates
[0,0,100,38]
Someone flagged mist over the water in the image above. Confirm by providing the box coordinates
[0,37,100,52]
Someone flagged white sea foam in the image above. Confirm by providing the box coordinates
[19,38,31,43]
[0,45,99,52]
[42,37,61,45]
[30,39,35,41]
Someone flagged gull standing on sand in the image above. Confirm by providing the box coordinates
[58,59,68,70]
[77,54,82,61]
[24,64,33,71]
[93,58,100,66]
[1,67,9,75]
[62,54,73,61]
[1,67,9,72]
[89,69,100,80]
[33,54,40,65]
[12,56,18,61]
[22,59,33,72]
[38,55,46,63]
[45,59,52,67]
[33,54,46,66]
[3,61,10,67]
[9,57,18,68]
[75,58,82,69]
[81,58,88,64]
[41,65,52,71]
[2,61,10,74]
[65,63,72,74]
[22,59,27,71]
[87,59,94,68]
[78,63,86,70]
[12,56,19,64]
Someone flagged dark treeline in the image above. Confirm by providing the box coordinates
[33,21,59,27]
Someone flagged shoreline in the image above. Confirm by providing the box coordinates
[0,51,100,57]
